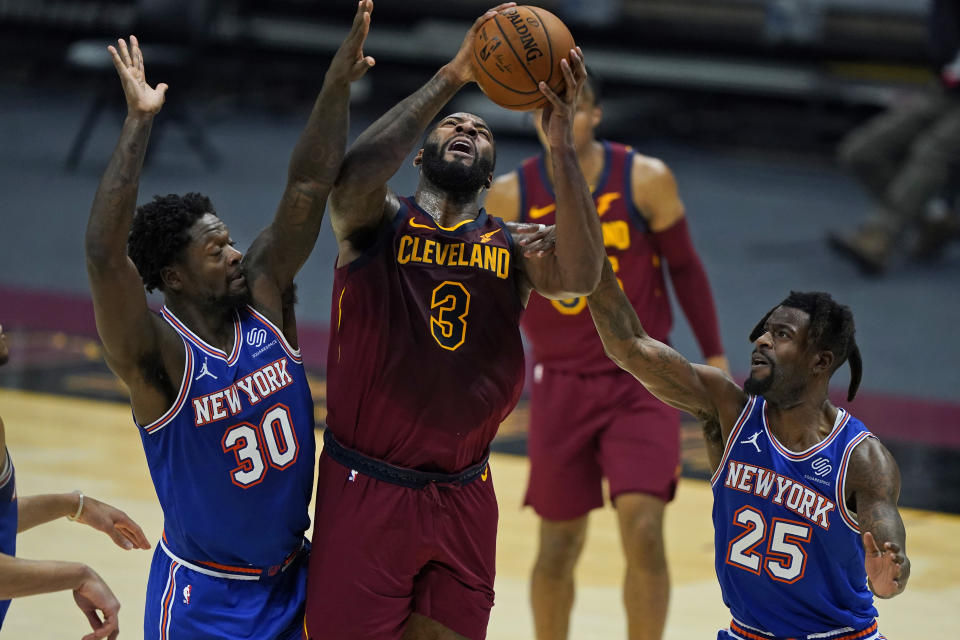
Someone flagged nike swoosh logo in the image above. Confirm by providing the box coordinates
[480,229,502,243]
[409,218,434,230]
[528,204,555,219]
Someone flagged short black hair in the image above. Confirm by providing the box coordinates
[749,291,862,401]
[128,192,215,292]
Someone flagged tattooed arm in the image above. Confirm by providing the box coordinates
[330,3,516,265]
[847,438,910,598]
[84,36,183,426]
[587,258,747,440]
[245,1,374,335]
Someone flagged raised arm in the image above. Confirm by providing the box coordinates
[587,258,746,433]
[244,1,375,318]
[518,50,604,299]
[330,2,516,263]
[847,438,910,598]
[84,36,181,423]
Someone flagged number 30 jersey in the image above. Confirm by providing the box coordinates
[326,197,525,473]
[712,395,879,638]
[138,305,315,574]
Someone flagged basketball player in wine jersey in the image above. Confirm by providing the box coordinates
[83,6,373,637]
[302,4,606,639]
[485,73,727,640]
[585,258,909,640]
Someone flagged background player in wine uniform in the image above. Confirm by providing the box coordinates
[303,4,606,639]
[82,6,373,637]
[0,323,150,639]
[583,257,909,640]
[485,72,728,640]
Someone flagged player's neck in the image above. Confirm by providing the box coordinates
[164,297,237,353]
[545,139,604,190]
[764,393,837,452]
[414,184,482,227]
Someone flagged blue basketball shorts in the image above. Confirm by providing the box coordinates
[144,544,307,640]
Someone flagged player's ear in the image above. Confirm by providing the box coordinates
[161,265,183,292]
[592,105,603,128]
[484,172,493,190]
[413,149,424,167]
[812,349,834,376]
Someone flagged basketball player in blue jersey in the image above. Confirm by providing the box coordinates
[583,259,909,640]
[0,323,151,638]
[83,5,374,638]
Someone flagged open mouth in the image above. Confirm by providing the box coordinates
[750,352,770,369]
[447,138,474,157]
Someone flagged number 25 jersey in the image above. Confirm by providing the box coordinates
[712,395,878,637]
[326,198,525,473]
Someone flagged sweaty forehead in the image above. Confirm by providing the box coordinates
[438,112,489,130]
[770,305,810,331]
[188,213,228,243]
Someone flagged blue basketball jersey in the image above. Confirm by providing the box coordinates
[138,305,315,578]
[712,396,880,639]
[0,451,16,627]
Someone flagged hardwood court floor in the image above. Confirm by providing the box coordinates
[3,389,958,638]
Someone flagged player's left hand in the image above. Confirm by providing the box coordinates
[507,222,555,257]
[328,0,376,84]
[76,495,152,551]
[538,47,586,148]
[863,530,907,598]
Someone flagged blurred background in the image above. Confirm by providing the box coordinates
[0,0,958,635]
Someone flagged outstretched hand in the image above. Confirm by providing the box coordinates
[328,0,376,84]
[107,35,167,116]
[539,47,587,148]
[76,494,152,551]
[863,530,907,598]
[448,2,517,84]
[506,222,556,257]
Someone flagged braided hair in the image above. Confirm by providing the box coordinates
[749,292,862,401]
[128,193,216,292]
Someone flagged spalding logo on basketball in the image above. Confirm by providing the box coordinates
[471,5,576,111]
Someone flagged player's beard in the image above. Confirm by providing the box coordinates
[420,139,494,197]
[744,363,775,397]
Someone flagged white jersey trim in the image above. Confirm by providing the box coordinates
[159,539,260,581]
[836,430,877,533]
[0,449,12,489]
[711,395,758,486]
[137,337,194,434]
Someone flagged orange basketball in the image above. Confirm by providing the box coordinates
[471,5,576,111]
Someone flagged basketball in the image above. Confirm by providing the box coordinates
[471,5,576,111]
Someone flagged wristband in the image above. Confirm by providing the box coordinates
[67,491,84,522]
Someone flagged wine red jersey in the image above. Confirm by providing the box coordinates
[518,141,673,374]
[326,197,525,473]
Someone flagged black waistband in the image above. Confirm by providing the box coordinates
[323,429,489,490]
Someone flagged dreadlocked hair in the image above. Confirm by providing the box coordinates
[749,291,862,401]
[128,193,216,292]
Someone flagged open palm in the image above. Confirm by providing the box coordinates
[863,531,904,597]
[108,35,167,115]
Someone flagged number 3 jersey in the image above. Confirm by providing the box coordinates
[326,197,525,473]
[712,395,879,638]
[138,306,315,574]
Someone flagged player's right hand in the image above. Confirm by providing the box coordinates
[73,567,120,640]
[863,530,906,598]
[507,222,556,257]
[328,0,376,84]
[448,2,517,84]
[107,35,167,116]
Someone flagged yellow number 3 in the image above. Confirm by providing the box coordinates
[430,281,471,351]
